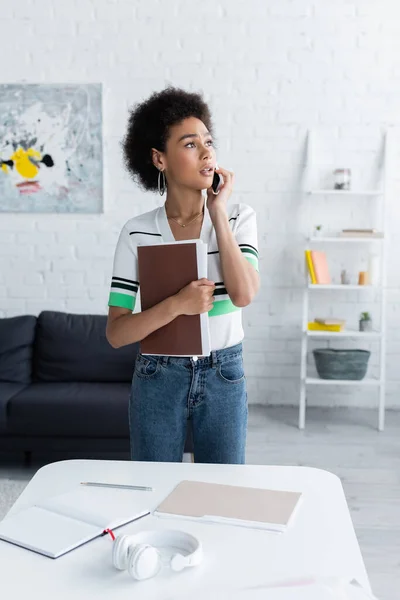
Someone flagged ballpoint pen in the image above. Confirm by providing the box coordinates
[80,481,153,492]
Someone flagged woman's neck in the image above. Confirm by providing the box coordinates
[164,186,204,220]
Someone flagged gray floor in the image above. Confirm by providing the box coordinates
[1,406,399,600]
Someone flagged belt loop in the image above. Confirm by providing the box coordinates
[161,356,169,367]
[211,350,218,368]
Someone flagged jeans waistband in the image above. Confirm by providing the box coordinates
[142,342,243,368]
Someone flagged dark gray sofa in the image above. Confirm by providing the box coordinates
[0,311,192,460]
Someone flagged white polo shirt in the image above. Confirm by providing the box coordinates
[108,202,259,352]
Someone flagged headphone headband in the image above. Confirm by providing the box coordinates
[126,530,202,566]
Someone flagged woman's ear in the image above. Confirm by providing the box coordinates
[151,148,165,171]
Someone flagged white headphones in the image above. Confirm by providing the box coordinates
[112,529,203,581]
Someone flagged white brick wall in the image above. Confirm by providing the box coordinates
[1,0,400,409]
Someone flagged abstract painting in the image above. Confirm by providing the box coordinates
[0,83,103,213]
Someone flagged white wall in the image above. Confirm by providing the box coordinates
[1,0,400,409]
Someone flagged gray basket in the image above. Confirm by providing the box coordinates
[313,348,371,380]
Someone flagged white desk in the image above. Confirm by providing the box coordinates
[0,460,371,599]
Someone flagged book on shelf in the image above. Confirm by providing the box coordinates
[309,251,331,284]
[314,318,346,326]
[343,228,376,233]
[304,250,317,284]
[308,321,345,332]
[305,250,331,284]
[339,229,384,238]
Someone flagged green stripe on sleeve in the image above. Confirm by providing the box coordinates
[108,292,136,311]
[111,282,138,293]
[244,254,259,271]
[208,299,241,317]
[240,247,258,258]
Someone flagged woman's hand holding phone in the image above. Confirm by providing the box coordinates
[207,165,234,222]
[211,170,223,194]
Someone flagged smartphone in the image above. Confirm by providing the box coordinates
[212,171,223,195]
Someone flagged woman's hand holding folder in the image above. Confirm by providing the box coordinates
[174,278,215,316]
[107,242,213,353]
[107,278,214,349]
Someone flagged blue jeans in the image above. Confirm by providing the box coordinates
[129,343,247,464]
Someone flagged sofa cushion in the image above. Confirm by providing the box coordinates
[34,311,138,382]
[6,382,131,437]
[0,382,28,431]
[0,316,37,384]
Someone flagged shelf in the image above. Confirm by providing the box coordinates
[308,190,383,196]
[308,236,384,243]
[306,377,381,386]
[300,128,389,430]
[306,330,381,339]
[308,284,377,290]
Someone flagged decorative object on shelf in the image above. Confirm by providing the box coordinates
[368,254,380,285]
[340,269,350,285]
[313,348,371,380]
[359,312,372,332]
[358,271,368,285]
[313,224,323,238]
[333,168,351,190]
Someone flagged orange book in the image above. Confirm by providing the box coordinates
[310,251,331,284]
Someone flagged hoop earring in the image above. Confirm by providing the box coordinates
[158,169,166,196]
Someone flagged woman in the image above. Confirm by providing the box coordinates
[106,87,260,464]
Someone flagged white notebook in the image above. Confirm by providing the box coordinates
[0,485,151,558]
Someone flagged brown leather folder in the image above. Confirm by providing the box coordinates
[137,240,210,356]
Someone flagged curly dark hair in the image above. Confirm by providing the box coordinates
[122,86,214,191]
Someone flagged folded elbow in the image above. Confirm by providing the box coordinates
[106,328,120,349]
[231,294,252,308]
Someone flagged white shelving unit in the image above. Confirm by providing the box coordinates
[308,237,384,244]
[307,330,382,339]
[299,129,391,432]
[306,377,381,387]
[308,190,383,197]
[308,284,378,290]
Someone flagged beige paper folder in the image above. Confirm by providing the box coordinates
[154,480,302,532]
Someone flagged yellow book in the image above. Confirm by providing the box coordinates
[308,322,343,332]
[305,250,316,284]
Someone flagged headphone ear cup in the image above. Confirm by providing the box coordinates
[127,544,161,581]
[170,553,187,572]
[112,535,134,570]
